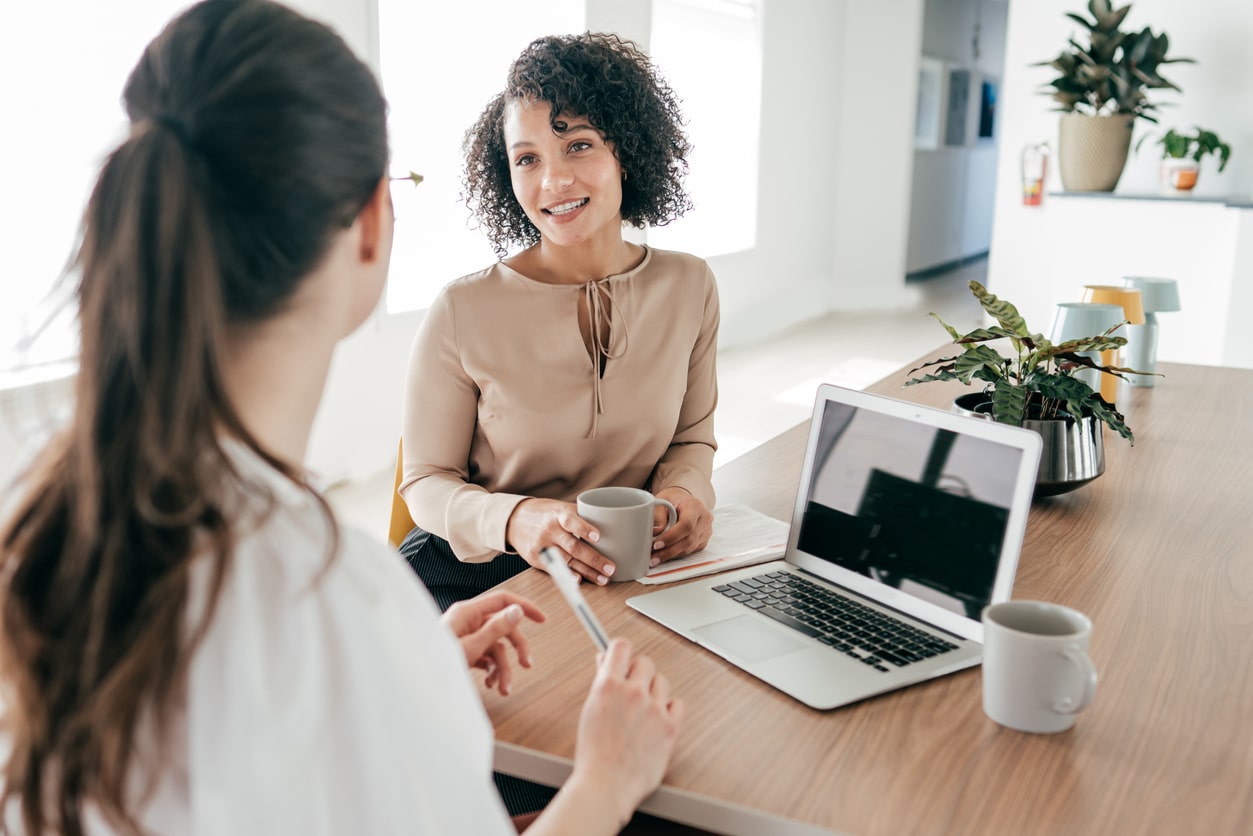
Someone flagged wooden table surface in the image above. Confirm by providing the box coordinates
[480,352,1253,835]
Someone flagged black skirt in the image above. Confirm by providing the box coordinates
[398,525,530,612]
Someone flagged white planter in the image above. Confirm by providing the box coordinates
[1159,158,1199,192]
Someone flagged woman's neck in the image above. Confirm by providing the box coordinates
[511,236,644,285]
[221,313,336,471]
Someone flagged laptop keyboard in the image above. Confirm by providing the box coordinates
[712,571,959,673]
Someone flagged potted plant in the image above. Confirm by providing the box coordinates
[906,281,1152,496]
[1037,0,1193,192]
[1135,127,1231,192]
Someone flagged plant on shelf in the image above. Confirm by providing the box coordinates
[905,281,1150,444]
[1036,0,1194,191]
[1038,0,1192,122]
[1142,127,1232,168]
[1136,127,1231,191]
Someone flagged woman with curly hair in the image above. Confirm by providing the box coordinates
[397,32,720,610]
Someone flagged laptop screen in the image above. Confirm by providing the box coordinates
[794,399,1027,620]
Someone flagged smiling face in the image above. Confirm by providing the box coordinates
[503,98,624,252]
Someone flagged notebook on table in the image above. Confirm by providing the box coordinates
[628,383,1042,710]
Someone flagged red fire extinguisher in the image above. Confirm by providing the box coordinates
[1021,140,1050,206]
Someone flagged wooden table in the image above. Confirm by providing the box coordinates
[480,353,1253,835]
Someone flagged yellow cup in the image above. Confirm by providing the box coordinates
[1080,286,1145,403]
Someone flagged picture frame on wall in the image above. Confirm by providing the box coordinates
[944,67,971,147]
[914,56,945,150]
[979,76,998,140]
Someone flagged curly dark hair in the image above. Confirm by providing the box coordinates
[463,32,694,258]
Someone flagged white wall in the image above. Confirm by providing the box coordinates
[988,0,1253,348]
[310,0,933,481]
[1228,209,1253,368]
[0,0,934,489]
[706,0,923,347]
[907,0,1007,273]
[828,0,924,312]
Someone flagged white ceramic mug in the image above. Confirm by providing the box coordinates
[576,487,677,582]
[981,600,1098,734]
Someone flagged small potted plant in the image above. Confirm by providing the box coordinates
[906,281,1152,496]
[1135,127,1231,192]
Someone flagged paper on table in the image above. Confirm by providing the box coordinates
[636,504,790,585]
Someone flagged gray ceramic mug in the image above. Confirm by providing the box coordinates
[982,600,1098,734]
[576,487,678,582]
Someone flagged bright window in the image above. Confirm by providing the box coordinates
[378,1,585,314]
[647,0,760,258]
[0,1,194,373]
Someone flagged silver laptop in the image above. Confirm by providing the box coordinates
[628,383,1042,710]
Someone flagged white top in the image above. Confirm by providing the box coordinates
[4,445,514,834]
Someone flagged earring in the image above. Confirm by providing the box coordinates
[622,170,628,181]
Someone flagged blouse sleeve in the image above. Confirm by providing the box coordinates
[399,290,528,563]
[648,263,719,508]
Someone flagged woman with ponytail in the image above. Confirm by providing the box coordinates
[0,2,681,834]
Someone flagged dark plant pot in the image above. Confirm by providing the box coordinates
[952,393,1105,497]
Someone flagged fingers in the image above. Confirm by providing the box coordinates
[650,529,709,565]
[568,549,615,585]
[544,531,617,586]
[482,639,515,695]
[651,501,713,566]
[652,504,672,534]
[457,602,526,669]
[626,652,657,688]
[651,518,711,571]
[667,695,686,725]
[512,500,618,585]
[471,590,547,625]
[650,671,671,704]
[596,637,634,682]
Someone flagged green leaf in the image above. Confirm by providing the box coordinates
[1088,398,1135,444]
[968,281,1029,338]
[392,170,424,187]
[928,312,962,342]
[1047,335,1127,356]
[972,367,1002,386]
[1032,373,1097,422]
[903,368,963,387]
[991,383,1027,426]
[905,355,962,377]
[954,344,1008,384]
[954,326,1025,344]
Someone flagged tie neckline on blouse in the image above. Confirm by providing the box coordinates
[584,277,629,439]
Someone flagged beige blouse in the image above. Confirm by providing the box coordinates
[400,246,719,563]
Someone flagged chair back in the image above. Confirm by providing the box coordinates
[388,438,417,548]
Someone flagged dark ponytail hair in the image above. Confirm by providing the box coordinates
[0,2,387,833]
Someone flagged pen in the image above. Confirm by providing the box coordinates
[539,547,611,652]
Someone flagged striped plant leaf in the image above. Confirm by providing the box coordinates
[955,326,1024,344]
[969,281,1028,337]
[954,345,1007,384]
[991,382,1027,426]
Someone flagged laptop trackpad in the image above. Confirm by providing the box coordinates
[692,615,808,663]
